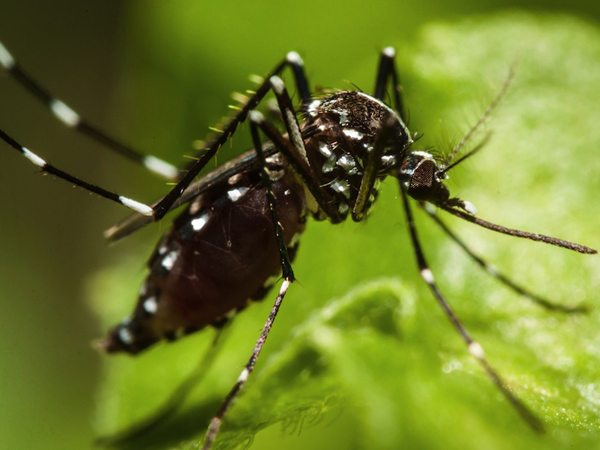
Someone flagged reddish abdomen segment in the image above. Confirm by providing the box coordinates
[99,160,307,354]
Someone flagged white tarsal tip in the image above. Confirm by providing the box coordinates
[269,76,285,94]
[119,196,153,216]
[383,46,396,57]
[248,110,264,123]
[50,99,80,127]
[237,368,250,383]
[286,51,303,65]
[0,41,15,69]
[420,268,435,284]
[468,342,485,359]
[144,155,178,179]
[22,147,46,167]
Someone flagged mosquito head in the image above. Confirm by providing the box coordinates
[398,150,478,215]
[400,151,449,202]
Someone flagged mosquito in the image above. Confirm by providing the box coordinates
[0,41,595,449]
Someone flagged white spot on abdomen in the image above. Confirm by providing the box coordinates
[191,212,211,231]
[227,186,249,202]
[162,249,180,271]
[118,326,134,345]
[143,297,158,314]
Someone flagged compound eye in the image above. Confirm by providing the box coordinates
[408,159,437,200]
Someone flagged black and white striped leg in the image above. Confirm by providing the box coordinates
[153,52,313,221]
[354,48,412,221]
[267,76,345,221]
[202,279,292,450]
[182,50,312,175]
[282,51,312,112]
[249,110,295,281]
[0,128,154,216]
[352,114,404,221]
[107,63,336,238]
[421,203,588,313]
[398,180,544,433]
[0,41,178,180]
[103,146,283,242]
[202,111,299,449]
[373,46,406,122]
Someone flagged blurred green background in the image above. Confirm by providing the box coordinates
[1,1,600,449]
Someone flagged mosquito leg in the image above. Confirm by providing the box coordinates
[183,50,312,174]
[254,77,343,222]
[0,127,154,216]
[398,176,544,433]
[153,52,309,221]
[352,114,412,221]
[373,46,406,122]
[104,146,281,242]
[353,49,414,221]
[234,52,311,119]
[202,279,291,450]
[249,111,295,281]
[283,51,312,112]
[421,203,588,313]
[0,41,178,180]
[0,54,296,222]
[202,112,297,449]
[146,52,313,221]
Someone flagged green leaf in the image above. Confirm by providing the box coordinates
[90,12,600,450]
